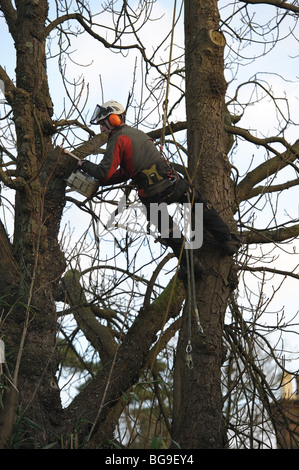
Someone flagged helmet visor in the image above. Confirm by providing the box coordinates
[90,105,107,125]
[90,102,124,124]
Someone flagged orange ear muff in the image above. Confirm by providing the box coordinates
[108,114,122,127]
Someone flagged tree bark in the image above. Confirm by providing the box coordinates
[171,0,236,449]
[0,1,69,447]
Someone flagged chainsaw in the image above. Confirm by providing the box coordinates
[63,149,99,198]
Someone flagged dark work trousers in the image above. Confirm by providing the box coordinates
[140,178,232,264]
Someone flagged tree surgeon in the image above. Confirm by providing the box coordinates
[77,100,240,275]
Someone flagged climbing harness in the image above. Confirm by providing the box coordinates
[135,161,177,199]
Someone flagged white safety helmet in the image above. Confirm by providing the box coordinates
[90,100,126,125]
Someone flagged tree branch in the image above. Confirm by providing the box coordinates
[61,270,117,366]
[67,133,108,159]
[239,264,299,280]
[240,0,299,14]
[233,135,299,203]
[0,166,26,190]
[0,65,16,105]
[226,123,294,151]
[45,13,79,36]
[147,121,187,140]
[242,223,299,244]
[243,178,299,202]
[62,276,185,441]
[0,0,17,40]
[45,12,148,60]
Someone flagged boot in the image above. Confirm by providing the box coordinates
[221,233,242,256]
[201,203,241,256]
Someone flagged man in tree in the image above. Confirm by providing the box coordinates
[76,100,240,275]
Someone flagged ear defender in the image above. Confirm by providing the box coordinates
[108,114,122,127]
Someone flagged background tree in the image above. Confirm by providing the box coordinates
[0,0,298,449]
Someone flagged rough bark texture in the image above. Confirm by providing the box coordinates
[171,0,236,449]
[0,0,69,447]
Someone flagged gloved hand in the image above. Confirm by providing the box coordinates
[77,159,88,171]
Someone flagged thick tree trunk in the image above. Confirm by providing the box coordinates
[171,0,236,449]
[0,1,68,447]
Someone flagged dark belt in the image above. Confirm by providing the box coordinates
[142,178,175,198]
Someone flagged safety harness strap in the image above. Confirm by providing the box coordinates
[134,161,178,199]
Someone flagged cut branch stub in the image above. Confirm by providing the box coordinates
[208,29,226,47]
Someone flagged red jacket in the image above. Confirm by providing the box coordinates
[81,124,175,197]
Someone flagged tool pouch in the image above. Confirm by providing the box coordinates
[134,162,177,198]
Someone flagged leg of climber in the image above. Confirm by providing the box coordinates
[162,215,205,279]
[142,200,205,278]
[188,195,238,254]
[200,200,240,255]
[179,181,241,256]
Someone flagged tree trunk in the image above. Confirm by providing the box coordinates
[0,1,69,447]
[171,0,236,449]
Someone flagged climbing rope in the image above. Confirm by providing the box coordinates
[161,0,177,147]
[184,191,204,369]
[158,0,204,369]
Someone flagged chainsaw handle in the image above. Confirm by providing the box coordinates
[59,146,80,161]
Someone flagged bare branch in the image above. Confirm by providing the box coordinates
[0,65,15,105]
[233,136,299,203]
[0,166,26,190]
[242,223,299,244]
[61,270,117,366]
[240,264,299,280]
[45,12,149,61]
[240,0,299,14]
[0,0,17,39]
